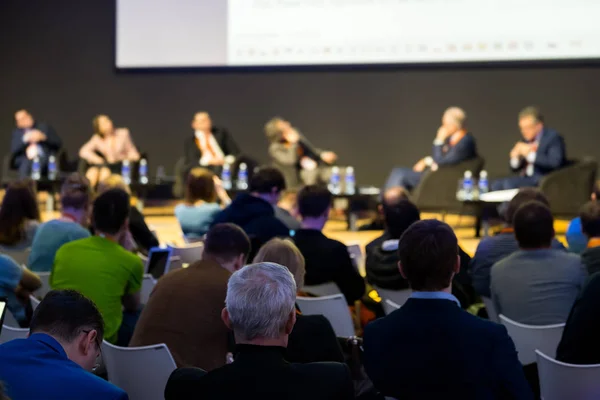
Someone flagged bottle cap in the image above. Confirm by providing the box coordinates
[464,170,472,178]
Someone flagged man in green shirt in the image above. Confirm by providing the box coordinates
[51,188,144,345]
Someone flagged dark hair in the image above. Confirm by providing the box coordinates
[398,219,458,291]
[185,168,217,204]
[383,200,421,239]
[519,106,544,124]
[505,188,550,225]
[61,173,93,210]
[0,180,40,245]
[580,201,600,238]
[204,223,251,263]
[92,189,130,235]
[249,167,286,194]
[30,290,104,343]
[297,185,332,218]
[513,201,554,249]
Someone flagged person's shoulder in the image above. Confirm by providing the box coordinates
[57,236,90,252]
[544,127,562,139]
[73,369,127,399]
[290,360,351,383]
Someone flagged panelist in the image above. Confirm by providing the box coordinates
[384,107,477,190]
[265,117,337,188]
[79,115,140,187]
[491,106,566,191]
[183,112,240,175]
[10,109,62,178]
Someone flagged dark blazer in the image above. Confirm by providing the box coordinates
[363,298,533,400]
[183,127,240,170]
[10,122,62,165]
[164,345,354,400]
[511,128,566,177]
[432,132,477,166]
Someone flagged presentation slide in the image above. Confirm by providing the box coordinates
[116,0,600,68]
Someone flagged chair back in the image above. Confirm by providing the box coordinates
[481,296,499,323]
[34,271,51,298]
[140,274,157,304]
[383,299,401,314]
[296,294,355,337]
[302,282,341,297]
[375,286,411,313]
[168,243,204,265]
[29,295,40,311]
[536,350,600,400]
[3,310,20,328]
[102,341,177,400]
[499,314,565,365]
[346,243,364,274]
[0,325,29,344]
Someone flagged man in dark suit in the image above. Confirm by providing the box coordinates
[385,107,477,190]
[165,262,354,400]
[363,219,532,399]
[10,109,62,178]
[492,106,566,190]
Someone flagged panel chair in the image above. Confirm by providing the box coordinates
[102,341,176,400]
[296,294,355,337]
[302,282,342,297]
[375,286,411,313]
[481,296,499,323]
[536,350,600,400]
[0,325,29,344]
[499,314,565,365]
[140,274,157,304]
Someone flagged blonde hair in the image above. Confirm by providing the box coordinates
[97,174,132,196]
[253,238,306,289]
[264,117,284,143]
[444,107,467,129]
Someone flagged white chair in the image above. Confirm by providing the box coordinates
[102,341,176,400]
[0,325,29,344]
[536,350,600,400]
[346,243,364,275]
[499,314,565,365]
[303,282,341,297]
[375,286,411,312]
[296,294,355,337]
[140,274,157,304]
[482,296,499,323]
[3,310,20,328]
[34,271,51,298]
[29,295,40,311]
[168,243,204,265]
[383,299,401,314]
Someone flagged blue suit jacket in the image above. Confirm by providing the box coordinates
[0,333,127,400]
[10,122,62,165]
[432,132,477,166]
[511,127,566,177]
[363,298,533,400]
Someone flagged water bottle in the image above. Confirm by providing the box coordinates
[138,158,148,185]
[344,166,356,195]
[236,163,248,191]
[47,155,58,181]
[478,170,489,194]
[31,157,41,181]
[221,163,232,190]
[121,160,131,185]
[462,170,473,200]
[328,166,341,195]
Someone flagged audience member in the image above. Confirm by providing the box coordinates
[0,180,40,251]
[253,238,344,363]
[0,290,127,400]
[275,190,301,231]
[211,167,290,255]
[470,188,566,297]
[97,174,159,253]
[579,201,600,275]
[0,254,41,327]
[363,219,532,399]
[51,189,144,345]
[491,201,586,325]
[164,262,354,400]
[566,186,600,254]
[130,223,250,371]
[28,174,93,272]
[293,185,365,305]
[175,167,231,240]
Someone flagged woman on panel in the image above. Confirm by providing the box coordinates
[79,114,140,187]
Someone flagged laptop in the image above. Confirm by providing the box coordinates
[145,247,173,280]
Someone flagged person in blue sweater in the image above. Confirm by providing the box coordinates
[566,186,600,254]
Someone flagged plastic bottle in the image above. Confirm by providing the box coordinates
[236,163,248,191]
[138,158,148,185]
[328,166,341,195]
[463,170,473,200]
[344,166,356,195]
[31,157,41,181]
[478,170,489,194]
[121,160,131,185]
[221,162,232,190]
[47,155,58,181]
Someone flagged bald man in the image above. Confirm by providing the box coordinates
[384,107,478,190]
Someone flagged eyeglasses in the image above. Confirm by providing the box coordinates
[82,329,102,372]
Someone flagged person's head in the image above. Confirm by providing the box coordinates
[253,238,306,289]
[97,174,132,196]
[518,106,544,142]
[222,262,297,346]
[0,180,40,245]
[591,184,600,201]
[184,168,217,204]
[14,109,34,129]
[191,112,212,132]
[92,114,114,137]
[383,199,421,239]
[203,223,251,272]
[92,189,130,237]
[398,219,460,292]
[60,173,93,225]
[580,201,600,239]
[264,117,292,143]
[441,107,467,135]
[30,290,104,372]
[249,166,286,205]
[505,188,550,226]
[297,185,332,227]
[513,201,555,249]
